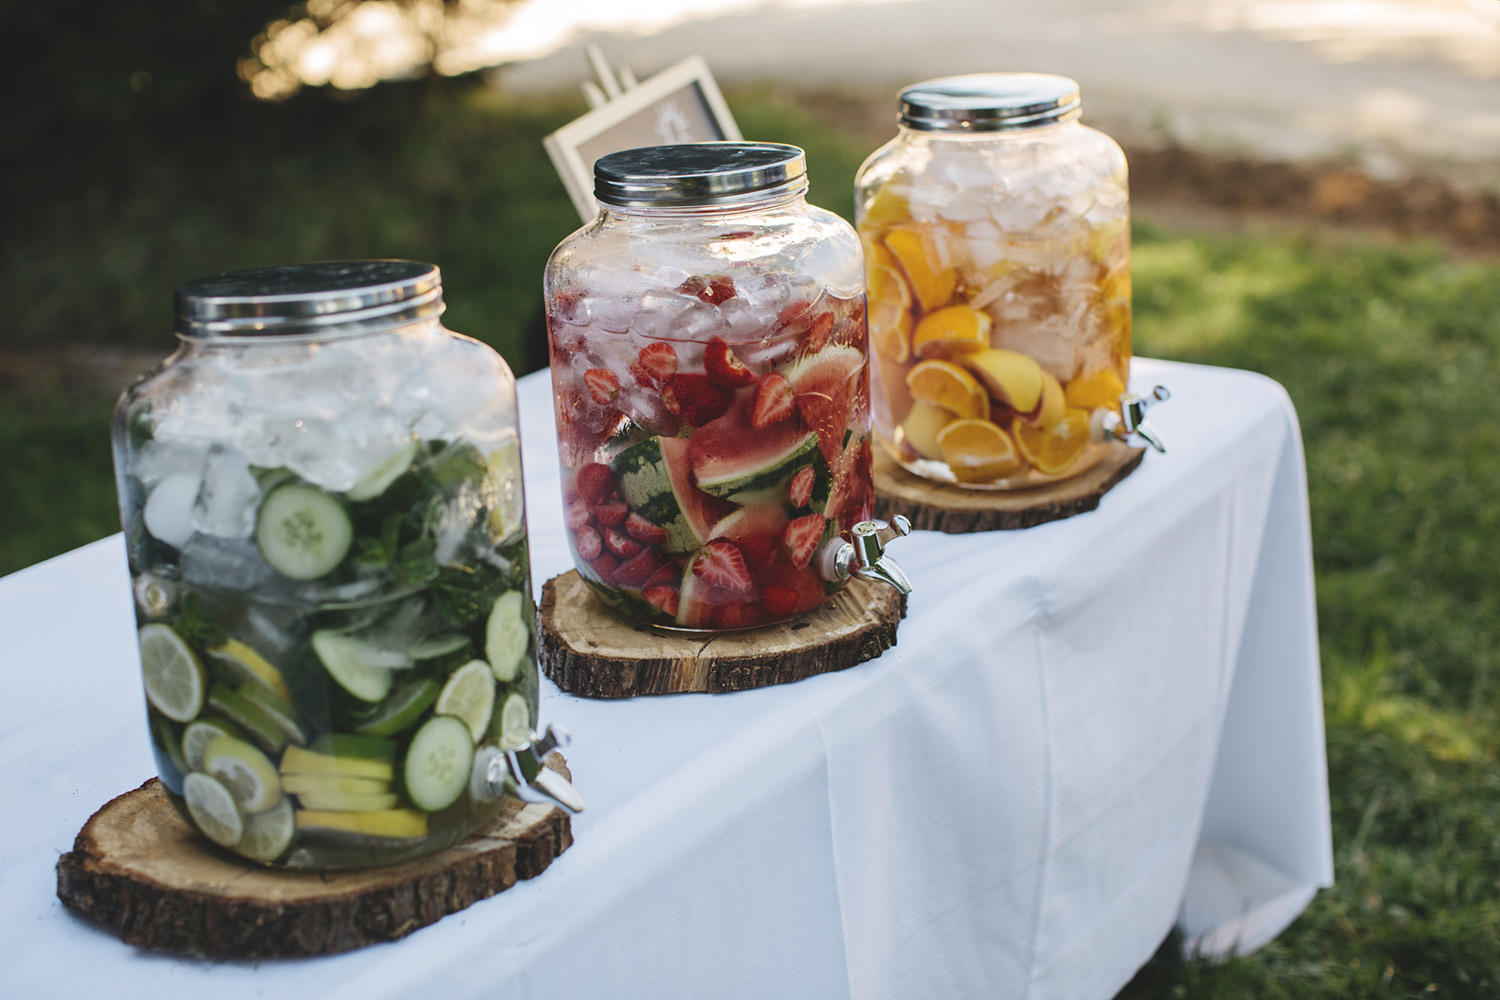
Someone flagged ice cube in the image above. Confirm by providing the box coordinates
[180,535,277,592]
[143,473,200,548]
[191,444,261,539]
[432,483,486,565]
[283,417,361,492]
[718,296,779,340]
[669,301,732,342]
[134,439,209,488]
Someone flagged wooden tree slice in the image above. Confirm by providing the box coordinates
[56,759,574,959]
[539,572,906,698]
[873,443,1145,533]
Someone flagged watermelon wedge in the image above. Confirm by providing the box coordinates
[612,436,732,554]
[783,344,868,463]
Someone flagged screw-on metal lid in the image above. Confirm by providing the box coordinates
[593,142,808,209]
[899,73,1081,133]
[174,260,444,338]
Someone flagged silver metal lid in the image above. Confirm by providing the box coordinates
[899,73,1082,133]
[174,260,444,338]
[593,142,808,209]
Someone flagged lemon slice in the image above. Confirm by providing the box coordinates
[497,693,533,751]
[900,402,955,461]
[138,624,206,723]
[906,360,990,419]
[203,734,283,813]
[435,660,497,743]
[867,263,913,364]
[206,638,291,701]
[961,349,1044,414]
[936,418,1023,483]
[1016,407,1092,475]
[237,798,295,862]
[484,437,526,541]
[860,181,911,227]
[1030,373,1066,431]
[911,305,992,360]
[296,808,429,839]
[1064,367,1127,413]
[183,771,244,848]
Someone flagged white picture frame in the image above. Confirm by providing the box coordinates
[544,55,743,224]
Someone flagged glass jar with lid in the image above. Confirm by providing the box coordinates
[856,73,1134,488]
[544,142,910,632]
[112,260,581,869]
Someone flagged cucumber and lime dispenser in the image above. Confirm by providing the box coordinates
[543,143,913,632]
[111,261,583,870]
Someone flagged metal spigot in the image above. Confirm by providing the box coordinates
[479,723,586,814]
[818,516,913,595]
[1096,385,1171,453]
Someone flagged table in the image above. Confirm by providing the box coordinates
[0,358,1332,999]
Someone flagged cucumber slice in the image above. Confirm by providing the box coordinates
[208,684,288,755]
[484,591,529,683]
[296,789,400,812]
[255,484,353,581]
[237,798,295,863]
[345,438,419,502]
[279,744,394,781]
[150,713,188,789]
[183,771,244,848]
[350,678,439,737]
[237,683,308,746]
[403,715,474,812]
[202,735,283,813]
[182,717,245,772]
[408,633,471,660]
[138,623,206,723]
[280,773,392,796]
[434,660,496,742]
[310,733,397,764]
[311,630,406,702]
[295,808,428,839]
[497,692,532,751]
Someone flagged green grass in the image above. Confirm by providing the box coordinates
[6,81,1500,996]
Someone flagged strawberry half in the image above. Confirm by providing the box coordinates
[593,497,629,528]
[692,539,755,595]
[625,512,669,545]
[630,342,678,387]
[643,561,680,591]
[584,368,620,405]
[613,546,665,588]
[589,551,620,584]
[704,337,756,389]
[643,585,680,617]
[788,466,815,508]
[573,525,602,560]
[662,373,734,427]
[564,499,594,530]
[751,373,795,429]
[604,526,644,559]
[679,274,737,305]
[783,513,826,569]
[575,463,616,505]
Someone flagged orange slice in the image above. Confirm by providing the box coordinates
[911,305,992,360]
[884,228,956,313]
[867,261,913,363]
[900,402,955,460]
[936,419,1022,483]
[1064,367,1127,413]
[906,360,989,419]
[1025,372,1065,431]
[1015,407,1092,475]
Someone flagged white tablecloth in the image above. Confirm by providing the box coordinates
[0,358,1332,999]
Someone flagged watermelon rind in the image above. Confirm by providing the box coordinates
[611,436,723,554]
[692,430,821,506]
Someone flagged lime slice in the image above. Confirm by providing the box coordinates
[208,684,288,755]
[138,624,206,723]
[237,682,308,746]
[206,638,291,701]
[485,591,529,683]
[484,438,525,541]
[202,735,283,813]
[183,771,244,847]
[346,437,419,502]
[435,660,496,742]
[497,692,532,751]
[236,798,295,863]
[181,718,243,772]
[350,678,439,738]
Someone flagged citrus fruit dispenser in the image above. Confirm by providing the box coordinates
[856,73,1166,489]
[111,261,582,869]
[545,143,911,632]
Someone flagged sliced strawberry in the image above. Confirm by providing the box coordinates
[603,526,642,559]
[706,275,737,305]
[564,499,594,531]
[573,524,602,560]
[711,600,764,630]
[643,561,680,591]
[751,373,795,429]
[629,341,679,388]
[804,312,835,354]
[584,368,620,405]
[588,551,619,584]
[625,511,669,545]
[761,585,801,619]
[575,463,616,505]
[613,545,665,588]
[783,513,826,569]
[704,337,756,389]
[788,466,816,508]
[643,585,680,617]
[592,496,629,527]
[776,299,812,333]
[662,374,734,427]
[692,539,755,595]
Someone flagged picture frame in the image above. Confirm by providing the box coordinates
[544,55,743,223]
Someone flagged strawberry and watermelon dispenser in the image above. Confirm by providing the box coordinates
[543,142,912,632]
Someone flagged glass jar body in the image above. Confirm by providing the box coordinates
[543,197,872,631]
[112,317,538,869]
[856,120,1131,488]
